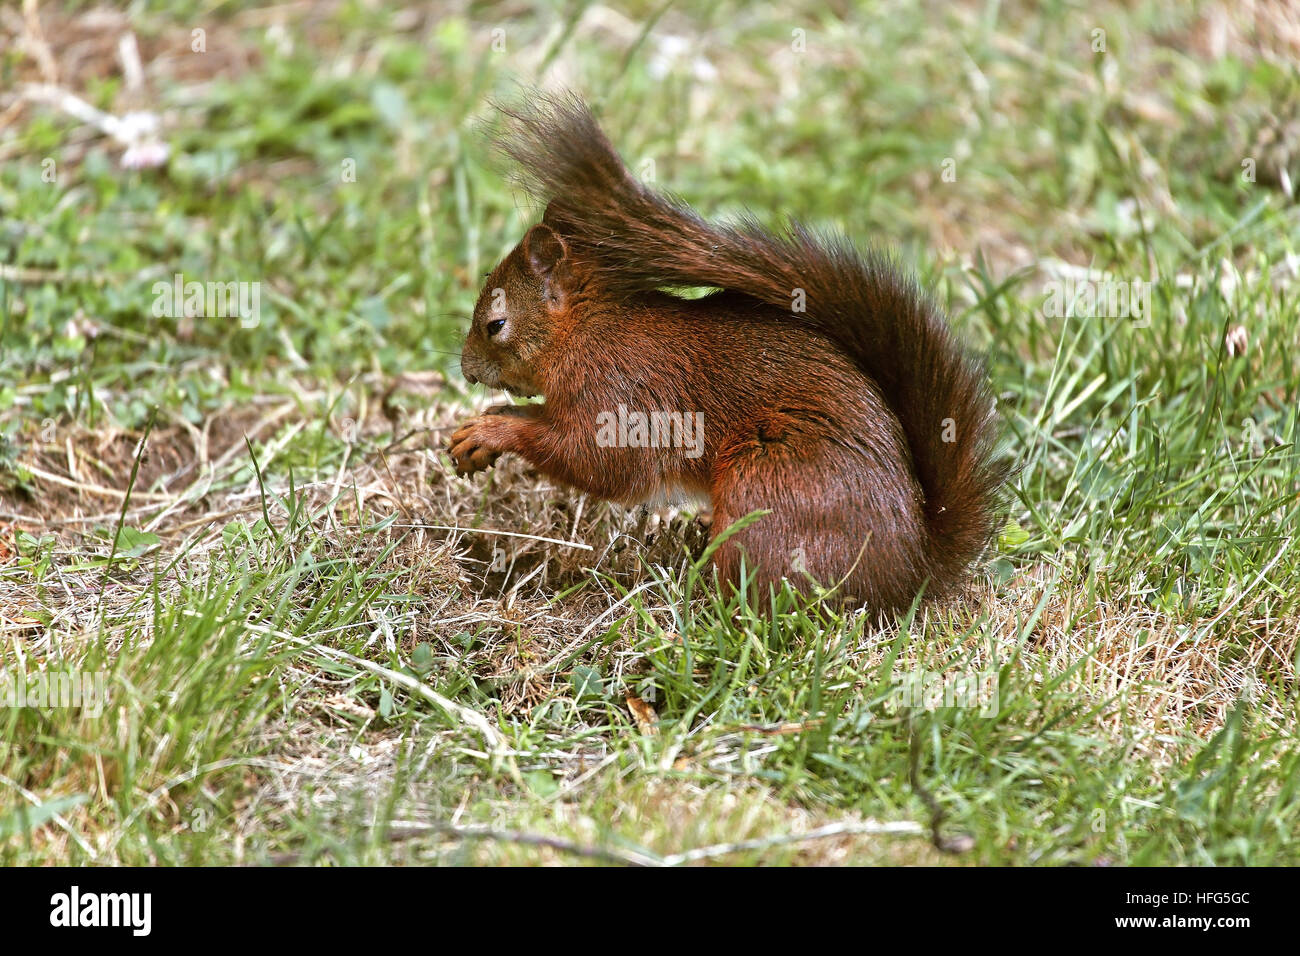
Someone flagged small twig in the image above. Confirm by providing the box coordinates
[262,629,508,755]
[21,462,172,502]
[908,714,975,854]
[270,817,924,867]
[659,820,926,866]
[394,523,593,551]
[377,821,660,867]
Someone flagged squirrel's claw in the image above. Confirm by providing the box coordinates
[448,417,504,475]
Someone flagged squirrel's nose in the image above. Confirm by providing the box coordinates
[464,371,479,384]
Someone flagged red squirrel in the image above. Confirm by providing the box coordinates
[449,92,1005,614]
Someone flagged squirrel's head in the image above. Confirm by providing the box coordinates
[461,219,573,398]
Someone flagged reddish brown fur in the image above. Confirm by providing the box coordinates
[450,92,1006,614]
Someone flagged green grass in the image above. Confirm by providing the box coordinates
[2,0,1299,865]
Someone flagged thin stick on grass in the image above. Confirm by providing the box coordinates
[259,628,509,754]
[394,523,594,551]
[331,818,927,867]
[658,820,927,866]
[374,821,662,867]
[24,462,173,503]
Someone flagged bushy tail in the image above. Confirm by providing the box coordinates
[494,91,1006,590]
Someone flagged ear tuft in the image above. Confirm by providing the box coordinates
[523,223,566,276]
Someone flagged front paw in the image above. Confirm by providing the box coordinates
[447,416,506,476]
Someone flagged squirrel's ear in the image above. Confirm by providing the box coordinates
[523,223,566,277]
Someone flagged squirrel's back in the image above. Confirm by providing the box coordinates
[487,91,1006,609]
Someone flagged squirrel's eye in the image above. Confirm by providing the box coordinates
[486,318,506,337]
